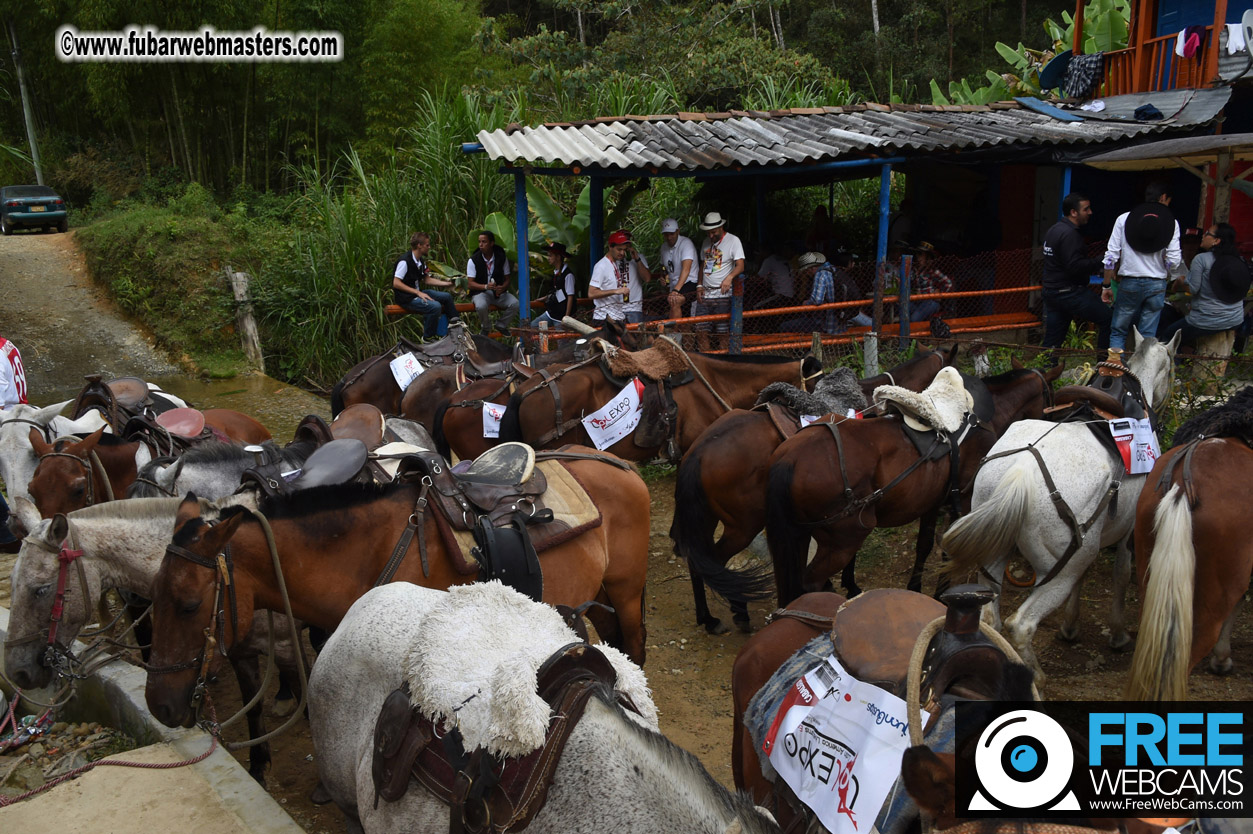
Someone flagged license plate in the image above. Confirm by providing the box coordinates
[30,205,45,212]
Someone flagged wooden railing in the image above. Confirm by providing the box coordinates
[1098,25,1218,96]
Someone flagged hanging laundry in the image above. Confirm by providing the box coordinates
[1174,25,1206,58]
[1225,22,1248,55]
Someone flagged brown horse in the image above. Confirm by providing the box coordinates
[673,346,958,633]
[1125,436,1253,700]
[25,409,272,518]
[431,371,535,462]
[731,587,1036,831]
[143,447,651,729]
[763,365,1060,606]
[499,346,824,461]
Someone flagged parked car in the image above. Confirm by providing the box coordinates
[0,185,68,235]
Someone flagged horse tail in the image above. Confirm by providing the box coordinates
[672,451,774,602]
[765,457,809,606]
[1125,485,1195,701]
[940,459,1033,577]
[431,399,453,461]
[329,379,346,418]
[498,391,526,444]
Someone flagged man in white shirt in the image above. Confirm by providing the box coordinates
[659,218,699,320]
[1,335,28,548]
[1102,183,1184,353]
[588,231,633,323]
[695,211,745,350]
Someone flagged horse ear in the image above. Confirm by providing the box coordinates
[1130,326,1143,352]
[69,426,107,456]
[157,458,185,491]
[1044,362,1065,382]
[899,746,957,826]
[204,512,246,549]
[175,494,202,530]
[947,342,959,366]
[1010,355,1025,370]
[1165,328,1182,357]
[49,513,70,544]
[28,427,51,456]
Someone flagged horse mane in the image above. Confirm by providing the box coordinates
[255,480,394,520]
[1171,385,1253,447]
[980,367,1036,387]
[60,431,132,449]
[590,686,778,834]
[65,495,190,521]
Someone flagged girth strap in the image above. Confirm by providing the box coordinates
[375,481,434,586]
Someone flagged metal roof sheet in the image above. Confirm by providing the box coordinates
[475,88,1232,172]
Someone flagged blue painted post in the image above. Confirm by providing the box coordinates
[876,163,892,268]
[589,177,605,280]
[514,172,530,323]
[899,253,913,351]
[730,277,744,354]
[1059,166,1073,219]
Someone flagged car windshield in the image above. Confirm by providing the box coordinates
[4,186,58,198]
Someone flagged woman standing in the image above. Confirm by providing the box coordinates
[1159,223,1249,348]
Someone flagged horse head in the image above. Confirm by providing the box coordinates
[27,426,107,517]
[1127,326,1181,409]
[0,402,74,514]
[146,494,253,729]
[4,513,101,690]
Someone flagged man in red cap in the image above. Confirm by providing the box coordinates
[588,231,633,323]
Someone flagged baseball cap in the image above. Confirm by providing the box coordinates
[661,218,679,233]
[607,230,630,246]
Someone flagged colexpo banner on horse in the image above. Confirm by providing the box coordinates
[763,653,928,834]
[389,352,424,391]
[1109,417,1160,475]
[482,402,505,438]
[582,378,645,450]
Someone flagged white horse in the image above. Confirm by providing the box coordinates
[941,327,1179,683]
[311,582,779,834]
[1,401,110,534]
[5,497,304,782]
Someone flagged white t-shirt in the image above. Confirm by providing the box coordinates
[0,338,28,409]
[759,254,794,297]
[466,253,511,280]
[660,235,699,290]
[622,252,650,314]
[700,232,746,299]
[590,256,627,321]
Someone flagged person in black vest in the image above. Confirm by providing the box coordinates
[532,241,577,328]
[466,230,520,336]
[392,232,459,338]
[1041,192,1109,357]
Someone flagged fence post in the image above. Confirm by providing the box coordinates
[227,264,264,373]
[537,319,549,354]
[863,332,879,378]
[729,275,744,354]
[811,331,823,365]
[899,253,913,351]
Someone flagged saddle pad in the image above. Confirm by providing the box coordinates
[402,581,658,758]
[600,337,690,382]
[442,458,603,562]
[155,407,206,439]
[372,442,429,480]
[874,367,972,434]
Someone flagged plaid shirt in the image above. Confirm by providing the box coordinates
[913,265,952,298]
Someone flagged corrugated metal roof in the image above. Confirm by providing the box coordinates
[475,88,1232,172]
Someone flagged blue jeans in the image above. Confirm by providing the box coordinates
[399,289,457,337]
[910,300,941,322]
[1110,277,1166,350]
[1042,286,1111,351]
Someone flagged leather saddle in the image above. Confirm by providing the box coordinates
[371,641,632,833]
[70,374,181,431]
[832,585,1012,704]
[399,443,546,530]
[1044,372,1155,466]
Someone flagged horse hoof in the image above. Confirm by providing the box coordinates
[1058,626,1081,643]
[272,697,298,719]
[1108,633,1133,652]
[704,619,730,636]
[1207,657,1234,676]
[310,781,334,805]
[735,618,753,634]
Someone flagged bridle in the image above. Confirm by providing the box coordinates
[35,446,114,508]
[143,538,242,719]
[2,531,94,679]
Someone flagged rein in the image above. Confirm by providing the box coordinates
[657,335,733,412]
[2,415,57,444]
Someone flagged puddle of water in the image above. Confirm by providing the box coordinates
[35,375,329,445]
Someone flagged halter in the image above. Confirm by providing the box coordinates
[35,446,114,507]
[1,531,94,679]
[144,540,241,720]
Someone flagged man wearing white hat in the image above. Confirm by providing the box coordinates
[659,218,699,320]
[695,211,745,350]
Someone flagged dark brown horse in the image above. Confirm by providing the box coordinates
[1125,436,1253,700]
[763,365,1060,606]
[26,409,272,517]
[499,346,823,461]
[143,448,651,728]
[672,346,958,633]
[334,323,640,417]
[731,587,1036,832]
[431,371,536,462]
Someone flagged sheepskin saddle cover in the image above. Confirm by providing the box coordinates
[874,366,973,434]
[756,366,867,417]
[598,336,690,382]
[404,581,658,758]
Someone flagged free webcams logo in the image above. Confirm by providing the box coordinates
[955,702,1251,819]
